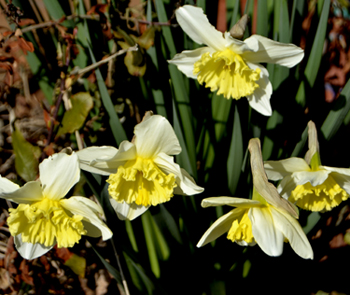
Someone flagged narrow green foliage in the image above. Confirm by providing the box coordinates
[155,0,197,176]
[296,0,330,106]
[124,253,155,294]
[227,105,243,195]
[89,241,123,284]
[141,211,160,278]
[256,0,268,37]
[321,78,350,140]
[42,0,75,27]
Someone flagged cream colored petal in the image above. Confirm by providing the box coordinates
[0,181,43,204]
[264,158,311,181]
[175,5,226,51]
[292,169,331,186]
[277,175,297,200]
[153,153,203,195]
[77,143,136,175]
[322,166,350,177]
[168,47,214,79]
[242,35,304,67]
[246,63,272,116]
[109,199,149,220]
[77,146,119,175]
[134,115,181,158]
[0,175,19,194]
[60,197,112,241]
[201,197,261,208]
[249,138,298,218]
[225,32,259,53]
[197,208,244,247]
[249,207,284,257]
[270,207,313,259]
[102,141,136,163]
[40,153,80,201]
[14,234,53,260]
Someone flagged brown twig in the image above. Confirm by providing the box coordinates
[119,14,178,27]
[110,238,130,295]
[20,13,177,34]
[73,44,138,77]
[21,14,101,33]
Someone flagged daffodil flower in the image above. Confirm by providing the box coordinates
[77,112,203,220]
[168,5,304,116]
[0,152,112,260]
[197,138,313,259]
[264,121,350,212]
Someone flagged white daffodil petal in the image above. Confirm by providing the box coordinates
[270,208,313,259]
[249,139,298,218]
[175,5,226,51]
[169,47,214,78]
[77,146,119,175]
[60,197,112,241]
[40,153,80,201]
[109,198,149,221]
[242,35,304,67]
[246,65,273,116]
[197,208,244,247]
[15,234,53,260]
[153,153,204,195]
[0,175,19,194]
[249,207,284,257]
[292,170,331,186]
[264,158,311,181]
[78,143,136,175]
[134,115,181,158]
[201,197,261,208]
[322,166,350,177]
[277,175,297,200]
[225,32,259,53]
[176,168,204,195]
[102,141,137,163]
[0,181,43,204]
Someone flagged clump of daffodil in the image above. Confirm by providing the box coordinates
[0,152,112,260]
[264,121,350,212]
[77,111,204,220]
[168,5,304,116]
[197,138,313,259]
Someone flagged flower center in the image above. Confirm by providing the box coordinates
[107,157,177,207]
[193,48,261,99]
[289,175,349,211]
[227,209,254,244]
[7,198,86,248]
